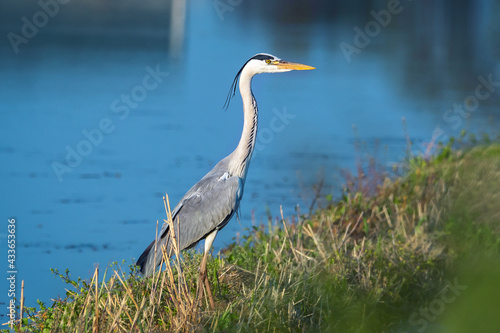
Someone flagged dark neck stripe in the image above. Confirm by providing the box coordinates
[241,97,258,170]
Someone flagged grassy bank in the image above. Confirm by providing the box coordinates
[5,138,500,332]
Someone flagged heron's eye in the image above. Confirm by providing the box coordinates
[265,59,271,64]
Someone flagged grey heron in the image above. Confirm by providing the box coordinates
[136,53,314,307]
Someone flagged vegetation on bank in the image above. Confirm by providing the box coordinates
[4,134,500,332]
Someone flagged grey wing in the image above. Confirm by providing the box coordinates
[155,170,243,250]
[137,164,244,276]
[171,173,243,251]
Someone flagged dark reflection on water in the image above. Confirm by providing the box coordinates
[0,0,499,308]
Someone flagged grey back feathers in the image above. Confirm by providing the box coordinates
[137,157,243,276]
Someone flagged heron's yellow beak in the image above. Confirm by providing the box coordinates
[274,60,315,70]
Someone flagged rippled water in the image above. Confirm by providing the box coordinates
[1,0,499,308]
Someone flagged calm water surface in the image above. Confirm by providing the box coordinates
[1,0,499,309]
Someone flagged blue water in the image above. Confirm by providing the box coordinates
[1,0,499,312]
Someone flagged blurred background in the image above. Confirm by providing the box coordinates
[0,0,499,311]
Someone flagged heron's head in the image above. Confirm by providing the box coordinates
[244,53,315,75]
[224,53,314,109]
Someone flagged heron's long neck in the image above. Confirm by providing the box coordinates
[228,71,258,178]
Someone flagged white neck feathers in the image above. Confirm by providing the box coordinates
[228,68,258,178]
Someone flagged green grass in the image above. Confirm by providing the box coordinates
[4,136,500,332]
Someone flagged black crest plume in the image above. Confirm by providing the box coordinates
[223,60,248,111]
